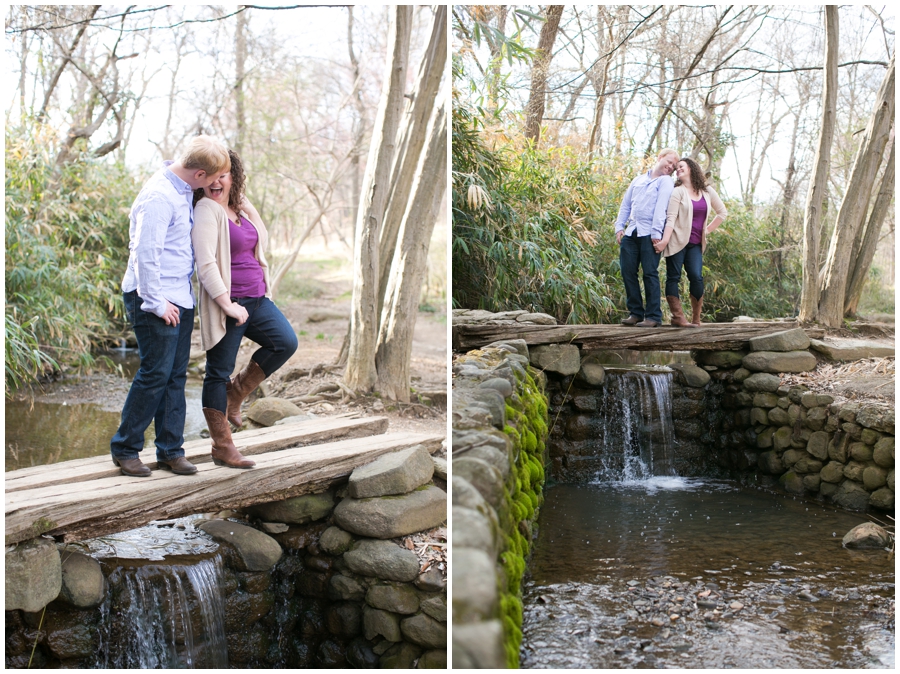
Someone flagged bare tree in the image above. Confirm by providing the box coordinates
[817,54,894,327]
[345,6,413,393]
[523,5,564,144]
[799,6,839,322]
[844,137,895,315]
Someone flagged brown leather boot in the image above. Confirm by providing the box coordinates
[690,295,703,326]
[158,456,198,475]
[667,296,697,327]
[620,314,642,326]
[112,456,151,477]
[203,408,256,469]
[226,360,266,428]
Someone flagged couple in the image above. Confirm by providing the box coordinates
[614,149,727,328]
[109,136,297,477]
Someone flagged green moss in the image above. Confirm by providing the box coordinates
[498,364,550,667]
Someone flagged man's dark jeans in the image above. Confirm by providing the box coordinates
[202,296,298,414]
[110,290,193,462]
[619,232,662,323]
[665,242,704,299]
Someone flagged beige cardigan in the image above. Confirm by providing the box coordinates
[661,185,727,258]
[192,197,272,350]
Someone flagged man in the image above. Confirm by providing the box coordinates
[613,148,679,327]
[110,136,230,477]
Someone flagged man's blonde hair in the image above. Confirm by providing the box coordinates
[657,147,678,161]
[179,135,230,175]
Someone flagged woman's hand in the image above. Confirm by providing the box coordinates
[225,301,249,326]
[653,237,669,254]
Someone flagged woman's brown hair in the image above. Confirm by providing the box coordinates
[675,157,707,193]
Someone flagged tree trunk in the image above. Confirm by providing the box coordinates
[817,54,894,327]
[375,103,447,401]
[844,138,895,315]
[347,7,365,240]
[798,6,838,323]
[234,9,248,155]
[344,6,412,393]
[377,6,447,322]
[523,5,564,145]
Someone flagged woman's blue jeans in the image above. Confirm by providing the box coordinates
[110,290,193,462]
[665,243,704,299]
[203,296,298,414]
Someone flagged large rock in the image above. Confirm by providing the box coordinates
[246,397,305,426]
[831,481,870,511]
[363,606,402,642]
[863,466,888,491]
[517,312,557,325]
[869,487,894,510]
[333,485,446,539]
[820,461,845,484]
[452,458,504,509]
[366,583,420,614]
[452,548,497,623]
[44,608,98,659]
[320,526,354,556]
[418,649,448,668]
[454,388,506,430]
[669,363,710,388]
[742,372,781,392]
[842,522,891,549]
[344,539,420,582]
[57,550,106,608]
[779,471,804,494]
[199,520,283,571]
[873,437,894,468]
[401,613,447,650]
[5,538,61,612]
[749,328,810,352]
[577,353,606,387]
[452,506,498,554]
[244,491,335,524]
[420,594,447,622]
[452,620,505,669]
[810,338,894,361]
[485,339,528,357]
[758,451,783,474]
[348,446,435,498]
[742,351,817,373]
[529,344,581,376]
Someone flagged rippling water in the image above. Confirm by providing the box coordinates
[522,479,894,668]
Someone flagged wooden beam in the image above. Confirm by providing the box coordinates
[5,431,444,545]
[5,414,389,493]
[453,323,825,351]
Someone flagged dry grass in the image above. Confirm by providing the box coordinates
[781,356,895,403]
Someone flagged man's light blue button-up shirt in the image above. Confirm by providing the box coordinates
[122,161,196,317]
[613,170,674,240]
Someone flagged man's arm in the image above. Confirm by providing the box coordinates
[613,179,636,243]
[651,178,675,240]
[132,197,176,320]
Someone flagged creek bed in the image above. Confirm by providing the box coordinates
[521,478,894,668]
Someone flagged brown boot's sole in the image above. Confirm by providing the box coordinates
[212,457,256,469]
[157,461,198,476]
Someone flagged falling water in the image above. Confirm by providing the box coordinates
[591,369,675,481]
[93,555,228,668]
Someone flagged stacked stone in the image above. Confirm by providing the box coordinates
[452,338,549,668]
[697,328,895,512]
[5,447,448,669]
[452,308,558,326]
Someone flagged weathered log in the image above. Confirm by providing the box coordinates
[5,414,388,493]
[5,431,443,545]
[453,322,825,352]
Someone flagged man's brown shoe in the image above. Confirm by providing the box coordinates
[621,314,642,326]
[636,319,661,327]
[112,456,151,477]
[158,456,198,475]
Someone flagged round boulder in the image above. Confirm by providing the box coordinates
[199,519,283,571]
[842,522,891,549]
[57,550,106,608]
[742,351,817,374]
[5,537,61,612]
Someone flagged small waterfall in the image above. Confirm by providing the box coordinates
[93,555,228,668]
[592,369,675,481]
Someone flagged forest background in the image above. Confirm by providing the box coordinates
[452,5,895,326]
[5,5,447,397]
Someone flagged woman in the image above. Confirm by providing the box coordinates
[653,157,727,327]
[192,150,298,468]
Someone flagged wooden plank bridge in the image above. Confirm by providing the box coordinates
[5,413,444,546]
[453,321,825,352]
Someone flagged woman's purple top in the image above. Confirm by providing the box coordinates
[229,216,267,298]
[689,197,707,245]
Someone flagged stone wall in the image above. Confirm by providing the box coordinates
[452,340,549,668]
[5,448,448,669]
